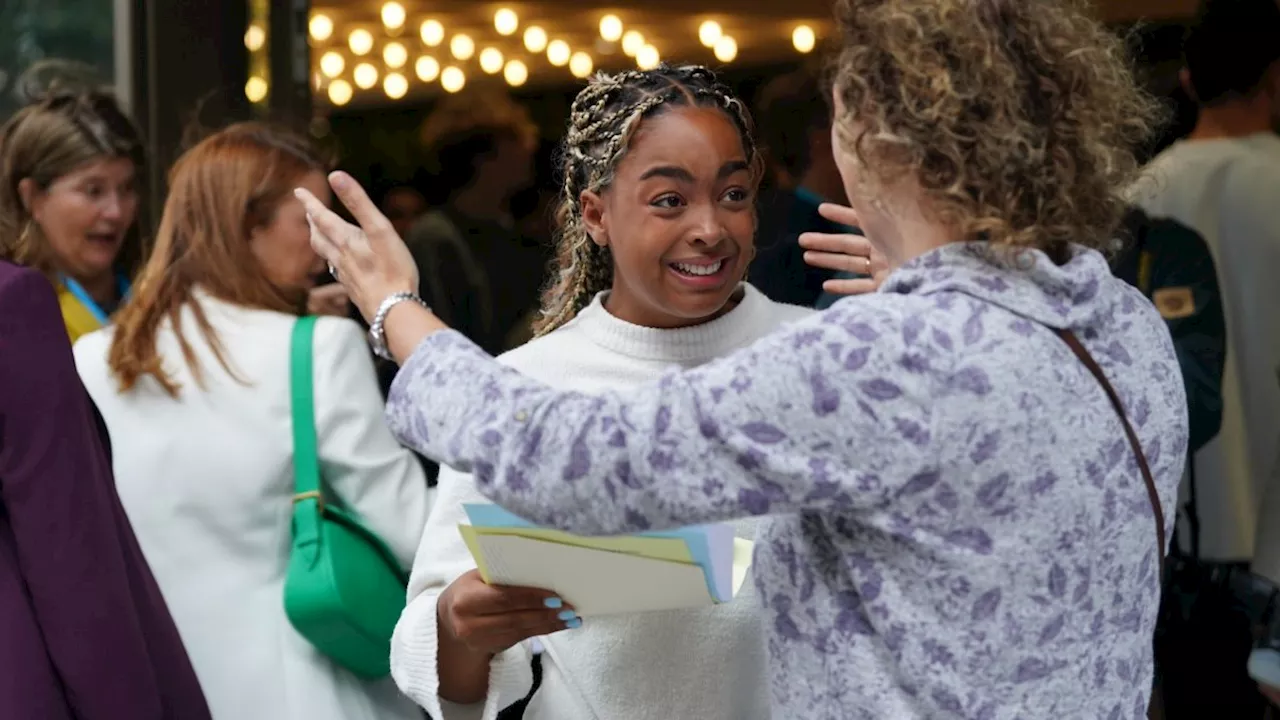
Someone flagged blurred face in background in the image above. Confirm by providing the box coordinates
[20,156,138,282]
[485,135,536,199]
[382,187,427,237]
[250,171,330,291]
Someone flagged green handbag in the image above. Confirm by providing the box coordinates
[283,315,410,679]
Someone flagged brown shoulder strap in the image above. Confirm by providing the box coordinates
[1054,329,1166,571]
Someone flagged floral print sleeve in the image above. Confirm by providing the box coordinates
[387,244,1189,718]
[386,302,938,535]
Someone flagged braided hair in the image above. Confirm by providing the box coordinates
[533,64,761,336]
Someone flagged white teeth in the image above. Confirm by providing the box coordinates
[672,260,723,276]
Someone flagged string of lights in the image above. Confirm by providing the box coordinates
[242,4,825,106]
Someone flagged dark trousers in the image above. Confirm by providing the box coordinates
[1155,560,1272,718]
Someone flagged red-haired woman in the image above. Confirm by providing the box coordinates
[73,123,431,720]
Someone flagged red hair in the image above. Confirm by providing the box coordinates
[108,123,327,396]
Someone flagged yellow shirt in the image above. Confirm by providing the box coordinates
[58,283,106,344]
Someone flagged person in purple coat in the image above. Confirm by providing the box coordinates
[0,259,211,719]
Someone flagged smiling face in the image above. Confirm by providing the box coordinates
[579,106,756,329]
[22,156,138,282]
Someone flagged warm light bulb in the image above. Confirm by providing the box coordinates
[244,24,265,52]
[450,34,475,60]
[479,48,505,74]
[245,76,268,102]
[636,44,660,70]
[381,2,405,30]
[441,66,466,93]
[309,14,333,42]
[698,20,722,48]
[569,52,593,78]
[415,56,440,82]
[383,42,408,68]
[504,59,528,87]
[353,62,379,89]
[621,30,645,57]
[792,25,816,53]
[383,72,408,99]
[713,35,737,62]
[328,79,353,105]
[547,39,570,66]
[420,19,445,46]
[320,51,345,78]
[523,26,548,53]
[494,8,519,36]
[599,15,623,42]
[348,29,373,56]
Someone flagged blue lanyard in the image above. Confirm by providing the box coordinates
[793,185,826,207]
[794,186,859,234]
[62,272,132,325]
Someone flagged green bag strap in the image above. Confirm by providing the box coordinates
[290,315,323,564]
[288,315,409,582]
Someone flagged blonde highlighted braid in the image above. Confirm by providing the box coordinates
[533,64,761,336]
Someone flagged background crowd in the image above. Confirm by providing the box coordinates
[0,0,1278,717]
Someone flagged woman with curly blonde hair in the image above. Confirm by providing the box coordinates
[302,0,1185,716]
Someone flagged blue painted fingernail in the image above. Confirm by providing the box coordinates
[557,609,577,621]
[566,617,583,629]
[543,597,562,609]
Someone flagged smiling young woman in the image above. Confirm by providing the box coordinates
[386,66,815,720]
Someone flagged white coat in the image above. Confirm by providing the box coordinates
[75,291,432,720]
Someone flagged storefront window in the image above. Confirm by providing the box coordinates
[0,0,116,118]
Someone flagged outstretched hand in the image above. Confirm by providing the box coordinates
[799,202,890,296]
[294,171,419,323]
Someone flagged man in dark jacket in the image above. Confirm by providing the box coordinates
[1113,206,1226,455]
[751,70,853,307]
[1112,206,1235,719]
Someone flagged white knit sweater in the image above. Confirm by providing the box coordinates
[390,284,811,720]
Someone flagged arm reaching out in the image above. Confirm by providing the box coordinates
[386,303,938,535]
[300,170,939,536]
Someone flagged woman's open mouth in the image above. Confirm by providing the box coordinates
[667,257,733,288]
[86,232,121,247]
[671,259,724,276]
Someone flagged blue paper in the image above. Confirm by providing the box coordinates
[464,503,538,528]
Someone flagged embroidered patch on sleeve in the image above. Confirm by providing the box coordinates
[1152,286,1196,320]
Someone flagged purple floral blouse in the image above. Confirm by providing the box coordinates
[387,243,1187,719]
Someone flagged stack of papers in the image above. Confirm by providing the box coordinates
[459,504,754,617]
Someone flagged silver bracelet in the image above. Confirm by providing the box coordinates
[367,291,430,361]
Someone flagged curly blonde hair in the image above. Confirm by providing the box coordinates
[830,0,1163,264]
